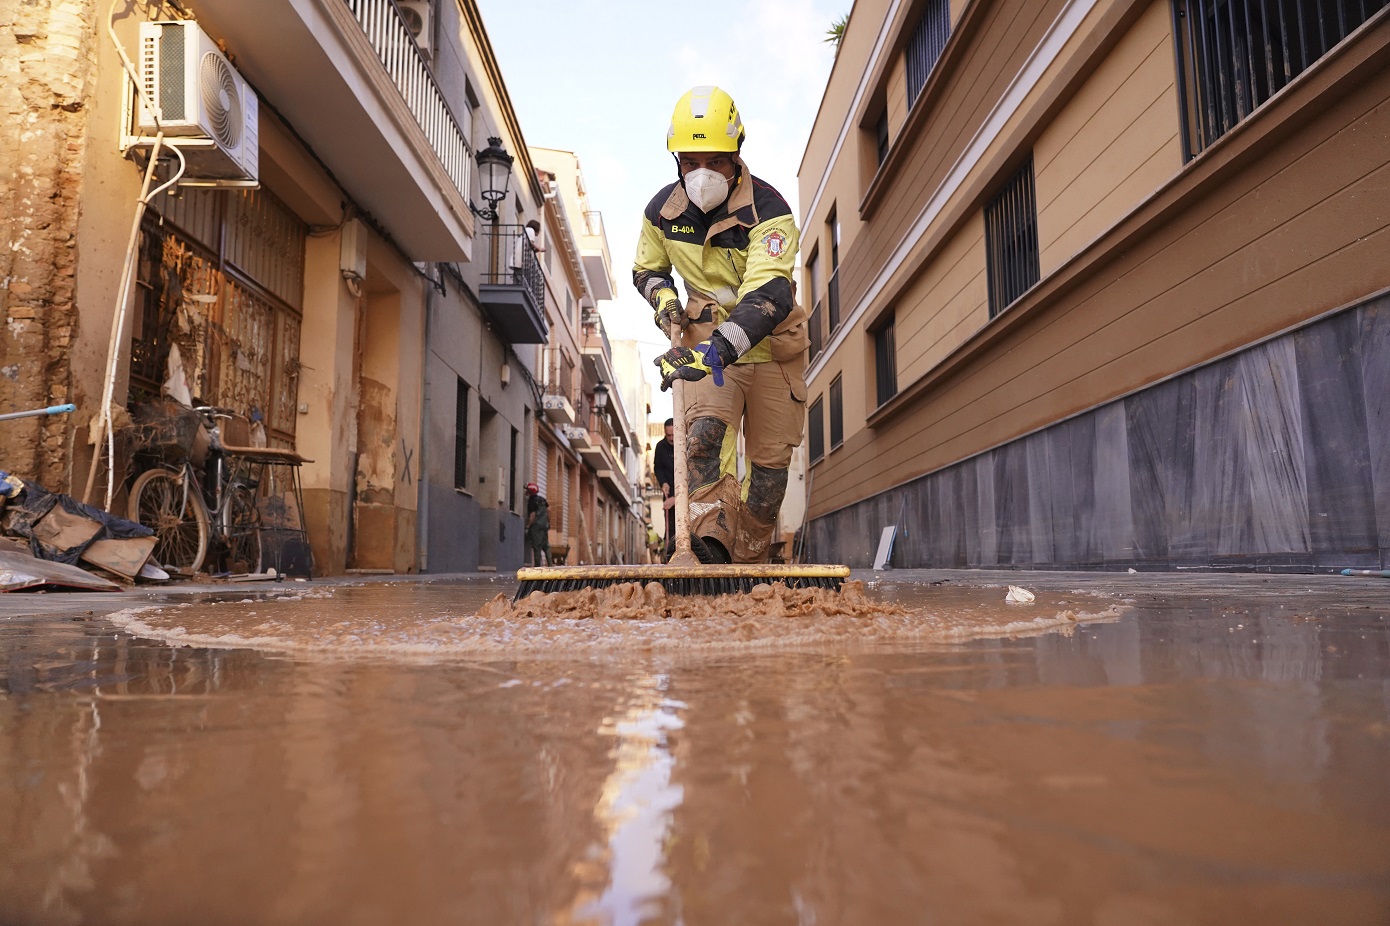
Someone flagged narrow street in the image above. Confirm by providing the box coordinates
[2,572,1387,924]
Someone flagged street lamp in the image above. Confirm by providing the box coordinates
[592,382,609,411]
[471,136,513,222]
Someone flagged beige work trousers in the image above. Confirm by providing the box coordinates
[683,354,807,562]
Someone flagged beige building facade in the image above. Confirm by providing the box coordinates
[799,0,1390,569]
[0,0,581,575]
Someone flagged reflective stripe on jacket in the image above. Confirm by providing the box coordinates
[633,160,805,364]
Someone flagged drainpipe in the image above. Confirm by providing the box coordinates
[416,264,437,572]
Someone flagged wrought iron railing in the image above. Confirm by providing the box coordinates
[478,222,545,307]
[1172,0,1390,159]
[343,0,472,200]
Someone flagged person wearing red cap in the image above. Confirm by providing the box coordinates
[524,482,550,566]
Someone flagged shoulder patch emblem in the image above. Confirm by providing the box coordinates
[763,230,787,258]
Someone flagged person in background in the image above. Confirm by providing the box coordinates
[524,482,550,567]
[635,86,808,564]
[652,417,676,561]
[511,219,545,284]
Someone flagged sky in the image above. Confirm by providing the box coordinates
[476,0,845,419]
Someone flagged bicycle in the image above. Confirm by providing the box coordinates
[126,405,262,575]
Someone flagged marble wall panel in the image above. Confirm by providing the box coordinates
[1044,420,1083,564]
[1238,340,1309,554]
[1295,313,1377,555]
[1125,376,1197,560]
[968,454,998,566]
[1025,431,1055,564]
[1357,298,1390,563]
[1067,415,1101,562]
[1192,358,1253,557]
[1093,402,1136,561]
[994,439,1032,565]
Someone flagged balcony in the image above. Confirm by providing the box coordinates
[193,0,473,260]
[580,315,616,386]
[580,210,615,301]
[477,223,548,344]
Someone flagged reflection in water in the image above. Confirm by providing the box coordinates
[572,675,686,925]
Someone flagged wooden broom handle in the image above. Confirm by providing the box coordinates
[668,321,697,566]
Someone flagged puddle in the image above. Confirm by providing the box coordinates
[102,580,1124,659]
[3,578,1388,925]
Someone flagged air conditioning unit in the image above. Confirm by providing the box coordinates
[398,1,433,56]
[137,20,258,182]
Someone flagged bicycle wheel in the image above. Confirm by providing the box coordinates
[128,468,209,573]
[222,483,263,574]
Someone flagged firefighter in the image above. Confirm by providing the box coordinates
[636,85,808,564]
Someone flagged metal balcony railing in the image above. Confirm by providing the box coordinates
[343,0,472,200]
[478,222,545,307]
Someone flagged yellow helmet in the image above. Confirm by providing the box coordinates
[667,85,744,153]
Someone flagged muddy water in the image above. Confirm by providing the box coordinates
[2,576,1388,925]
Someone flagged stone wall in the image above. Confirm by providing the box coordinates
[0,0,97,487]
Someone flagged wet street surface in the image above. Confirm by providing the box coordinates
[1,571,1388,925]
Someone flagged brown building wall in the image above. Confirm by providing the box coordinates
[809,13,1390,520]
[0,0,99,487]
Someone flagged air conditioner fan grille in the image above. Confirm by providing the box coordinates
[199,51,242,150]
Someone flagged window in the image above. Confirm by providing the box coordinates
[829,375,844,449]
[807,251,823,362]
[907,0,951,104]
[874,315,897,407]
[874,109,890,165]
[984,155,1040,318]
[1173,0,1387,159]
[808,395,825,463]
[827,207,841,333]
[454,378,469,489]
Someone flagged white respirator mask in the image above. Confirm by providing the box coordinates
[683,168,730,213]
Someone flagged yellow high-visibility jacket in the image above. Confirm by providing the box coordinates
[633,161,806,364]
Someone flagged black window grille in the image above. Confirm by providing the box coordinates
[984,155,1040,318]
[454,378,469,489]
[808,395,825,463]
[829,375,845,449]
[874,109,890,165]
[907,0,951,104]
[874,315,898,407]
[809,300,824,362]
[509,426,519,512]
[1173,0,1388,159]
[825,207,842,335]
[827,270,841,333]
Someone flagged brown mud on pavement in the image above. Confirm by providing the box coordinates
[103,579,1124,657]
[2,571,1389,925]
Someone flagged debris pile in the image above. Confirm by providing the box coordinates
[477,578,906,622]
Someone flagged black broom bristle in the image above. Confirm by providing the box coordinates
[511,573,844,602]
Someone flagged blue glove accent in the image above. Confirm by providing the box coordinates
[698,339,725,387]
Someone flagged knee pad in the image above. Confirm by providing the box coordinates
[744,464,789,525]
[685,416,727,490]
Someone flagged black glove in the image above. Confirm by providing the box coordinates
[652,289,682,334]
[654,335,736,391]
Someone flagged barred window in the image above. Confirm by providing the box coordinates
[874,315,898,407]
[808,395,825,463]
[984,155,1040,318]
[907,0,951,104]
[1173,0,1389,159]
[827,207,842,333]
[809,301,824,363]
[455,378,469,490]
[829,375,845,449]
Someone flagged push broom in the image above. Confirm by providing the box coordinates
[513,321,848,599]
